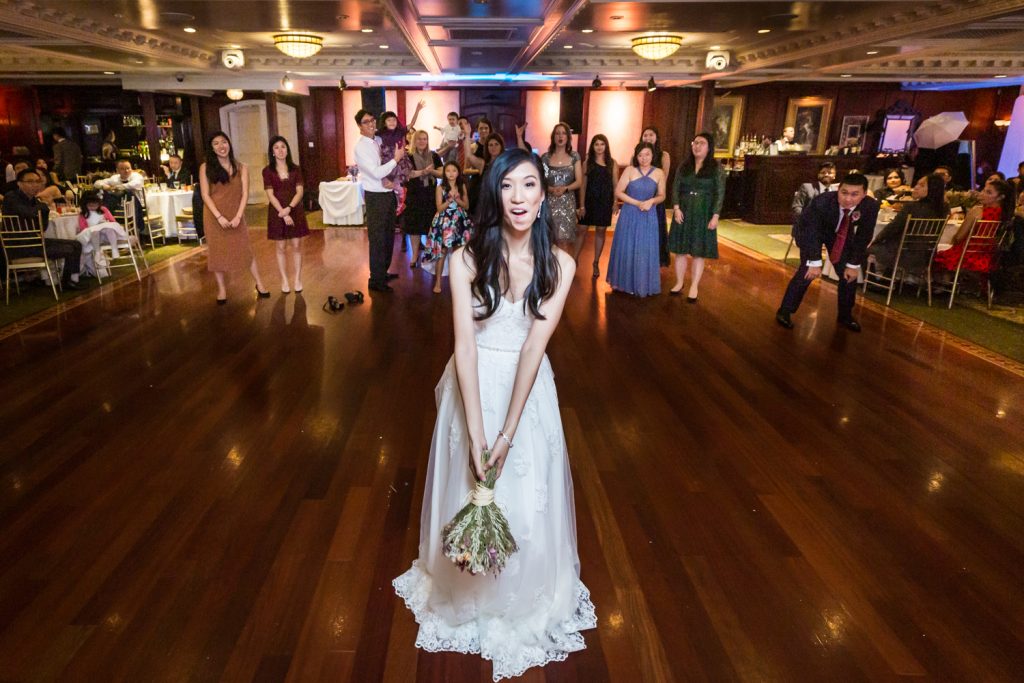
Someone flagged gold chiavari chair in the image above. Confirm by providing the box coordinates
[863,217,947,306]
[935,219,1006,309]
[0,211,59,304]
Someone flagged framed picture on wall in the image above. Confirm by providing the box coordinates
[785,97,833,155]
[839,115,869,147]
[710,95,744,158]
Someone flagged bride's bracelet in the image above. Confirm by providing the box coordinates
[497,430,513,449]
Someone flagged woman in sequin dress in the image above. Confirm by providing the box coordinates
[541,122,582,250]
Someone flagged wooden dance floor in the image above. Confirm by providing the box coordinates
[1,228,1022,682]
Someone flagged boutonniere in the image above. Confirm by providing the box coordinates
[851,210,861,222]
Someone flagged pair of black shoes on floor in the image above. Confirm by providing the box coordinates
[369,272,399,292]
[324,291,366,313]
[775,309,860,332]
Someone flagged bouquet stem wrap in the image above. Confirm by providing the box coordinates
[441,449,519,576]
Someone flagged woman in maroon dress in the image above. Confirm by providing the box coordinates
[263,135,310,293]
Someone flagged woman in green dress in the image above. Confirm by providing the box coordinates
[668,132,725,302]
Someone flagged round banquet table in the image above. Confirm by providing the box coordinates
[318,180,365,226]
[145,188,193,237]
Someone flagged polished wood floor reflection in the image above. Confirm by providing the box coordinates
[1,228,1022,682]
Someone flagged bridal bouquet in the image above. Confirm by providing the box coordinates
[441,449,518,576]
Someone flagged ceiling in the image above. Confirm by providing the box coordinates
[0,0,1023,93]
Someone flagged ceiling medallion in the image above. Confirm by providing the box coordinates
[273,33,324,59]
[631,34,682,61]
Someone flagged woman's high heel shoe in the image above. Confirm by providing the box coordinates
[255,286,271,299]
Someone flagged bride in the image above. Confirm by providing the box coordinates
[393,148,596,680]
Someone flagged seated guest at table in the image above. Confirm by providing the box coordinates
[867,173,947,274]
[52,127,82,181]
[776,172,879,332]
[160,154,192,188]
[878,168,913,203]
[77,189,128,267]
[95,160,146,232]
[792,162,836,219]
[263,135,309,293]
[34,158,74,206]
[791,162,836,246]
[1010,162,1024,195]
[933,178,1012,276]
[2,168,82,288]
[1,161,29,195]
[933,165,962,192]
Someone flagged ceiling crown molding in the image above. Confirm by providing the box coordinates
[0,0,216,68]
[726,0,1024,78]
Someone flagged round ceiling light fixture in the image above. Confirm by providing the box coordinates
[226,88,244,101]
[273,33,324,59]
[631,34,683,61]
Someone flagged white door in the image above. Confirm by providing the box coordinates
[218,101,302,204]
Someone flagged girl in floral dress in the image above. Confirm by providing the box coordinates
[428,162,473,293]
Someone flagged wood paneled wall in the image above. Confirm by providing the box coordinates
[0,86,42,159]
[730,82,1016,169]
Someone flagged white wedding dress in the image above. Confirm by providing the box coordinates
[393,293,596,681]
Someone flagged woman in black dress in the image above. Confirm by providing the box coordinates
[639,126,671,267]
[463,128,505,217]
[577,134,618,276]
[402,130,443,267]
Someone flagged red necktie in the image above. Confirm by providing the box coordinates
[831,209,851,265]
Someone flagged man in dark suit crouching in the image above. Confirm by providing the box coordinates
[776,172,878,332]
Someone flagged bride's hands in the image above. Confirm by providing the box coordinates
[484,437,510,480]
[469,439,488,482]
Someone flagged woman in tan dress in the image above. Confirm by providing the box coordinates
[200,131,269,304]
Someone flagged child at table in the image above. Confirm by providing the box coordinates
[78,189,128,269]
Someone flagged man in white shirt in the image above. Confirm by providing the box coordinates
[354,108,406,292]
[95,160,146,234]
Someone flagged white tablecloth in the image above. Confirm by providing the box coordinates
[45,213,79,240]
[146,189,193,237]
[319,180,364,226]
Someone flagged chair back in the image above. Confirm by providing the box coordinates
[896,217,947,262]
[959,219,1004,273]
[0,212,46,259]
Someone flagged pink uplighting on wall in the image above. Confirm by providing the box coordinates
[524,91,561,153]
[341,90,363,167]
[585,91,645,167]
[404,90,461,149]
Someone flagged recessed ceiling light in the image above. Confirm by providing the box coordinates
[581,29,594,33]
[183,27,196,33]
[758,29,771,34]
[866,50,879,55]
[994,74,1008,78]
[379,44,389,49]
[361,28,373,33]
[133,59,144,64]
[840,74,852,78]
[710,45,721,50]
[103,71,115,75]
[564,44,573,49]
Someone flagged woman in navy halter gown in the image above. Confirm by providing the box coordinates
[606,142,667,297]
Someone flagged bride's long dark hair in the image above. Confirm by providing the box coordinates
[466,148,560,321]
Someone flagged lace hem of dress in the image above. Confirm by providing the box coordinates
[392,562,597,681]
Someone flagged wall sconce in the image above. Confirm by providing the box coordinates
[995,119,1011,130]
